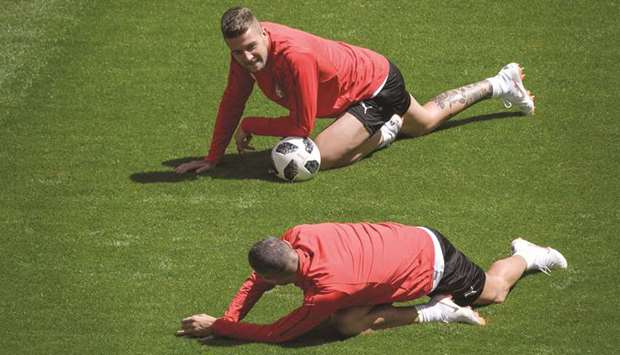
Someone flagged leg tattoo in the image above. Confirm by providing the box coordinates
[432,80,493,114]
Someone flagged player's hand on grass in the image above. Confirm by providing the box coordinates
[235,127,255,154]
[175,160,216,174]
[177,313,216,337]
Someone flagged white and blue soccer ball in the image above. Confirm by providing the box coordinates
[271,137,321,182]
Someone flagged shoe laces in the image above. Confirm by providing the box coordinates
[538,265,552,275]
[536,248,558,275]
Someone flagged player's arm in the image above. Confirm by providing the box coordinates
[239,52,318,138]
[210,291,346,343]
[175,58,254,174]
[222,272,275,322]
[177,272,274,338]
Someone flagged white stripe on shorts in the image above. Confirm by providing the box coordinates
[418,227,445,293]
[370,72,389,99]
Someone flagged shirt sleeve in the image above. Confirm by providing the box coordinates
[221,272,275,322]
[211,291,347,343]
[240,51,318,138]
[205,58,255,163]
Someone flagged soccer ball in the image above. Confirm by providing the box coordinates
[271,137,321,182]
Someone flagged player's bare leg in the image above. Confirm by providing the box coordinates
[314,113,380,170]
[331,297,485,337]
[401,63,535,137]
[401,80,493,137]
[330,304,419,336]
[475,255,528,305]
[475,238,567,305]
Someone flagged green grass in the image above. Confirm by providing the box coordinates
[1,0,618,353]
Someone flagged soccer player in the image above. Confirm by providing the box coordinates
[175,7,535,174]
[177,222,567,343]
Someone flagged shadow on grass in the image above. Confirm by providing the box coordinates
[435,111,525,133]
[130,111,524,184]
[192,324,347,349]
[130,149,279,183]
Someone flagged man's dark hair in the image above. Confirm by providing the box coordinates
[221,7,259,39]
[248,237,293,275]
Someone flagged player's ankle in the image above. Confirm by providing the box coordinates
[513,252,535,269]
[414,302,442,323]
[486,76,504,98]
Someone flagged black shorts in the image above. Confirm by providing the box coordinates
[427,228,486,306]
[346,60,412,135]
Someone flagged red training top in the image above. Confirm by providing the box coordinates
[205,22,390,163]
[211,222,437,343]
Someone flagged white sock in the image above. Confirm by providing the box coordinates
[377,114,403,150]
[487,75,504,98]
[416,298,483,325]
[513,252,535,270]
[415,302,444,323]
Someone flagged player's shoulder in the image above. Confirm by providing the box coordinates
[261,21,305,38]
[281,223,329,244]
[282,223,314,237]
[280,224,306,242]
[261,21,290,33]
[263,22,316,59]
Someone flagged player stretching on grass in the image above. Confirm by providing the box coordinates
[177,222,567,343]
[175,7,536,174]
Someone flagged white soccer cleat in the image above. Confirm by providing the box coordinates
[511,238,568,275]
[433,295,486,326]
[494,63,536,115]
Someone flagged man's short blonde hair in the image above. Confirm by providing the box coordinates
[221,7,260,39]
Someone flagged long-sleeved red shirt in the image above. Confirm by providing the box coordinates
[205,22,390,163]
[211,222,439,343]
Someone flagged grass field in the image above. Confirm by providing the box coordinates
[1,0,619,353]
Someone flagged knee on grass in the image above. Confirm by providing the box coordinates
[315,142,358,170]
[481,278,512,304]
[331,310,368,337]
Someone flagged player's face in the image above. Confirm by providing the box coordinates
[225,24,269,73]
